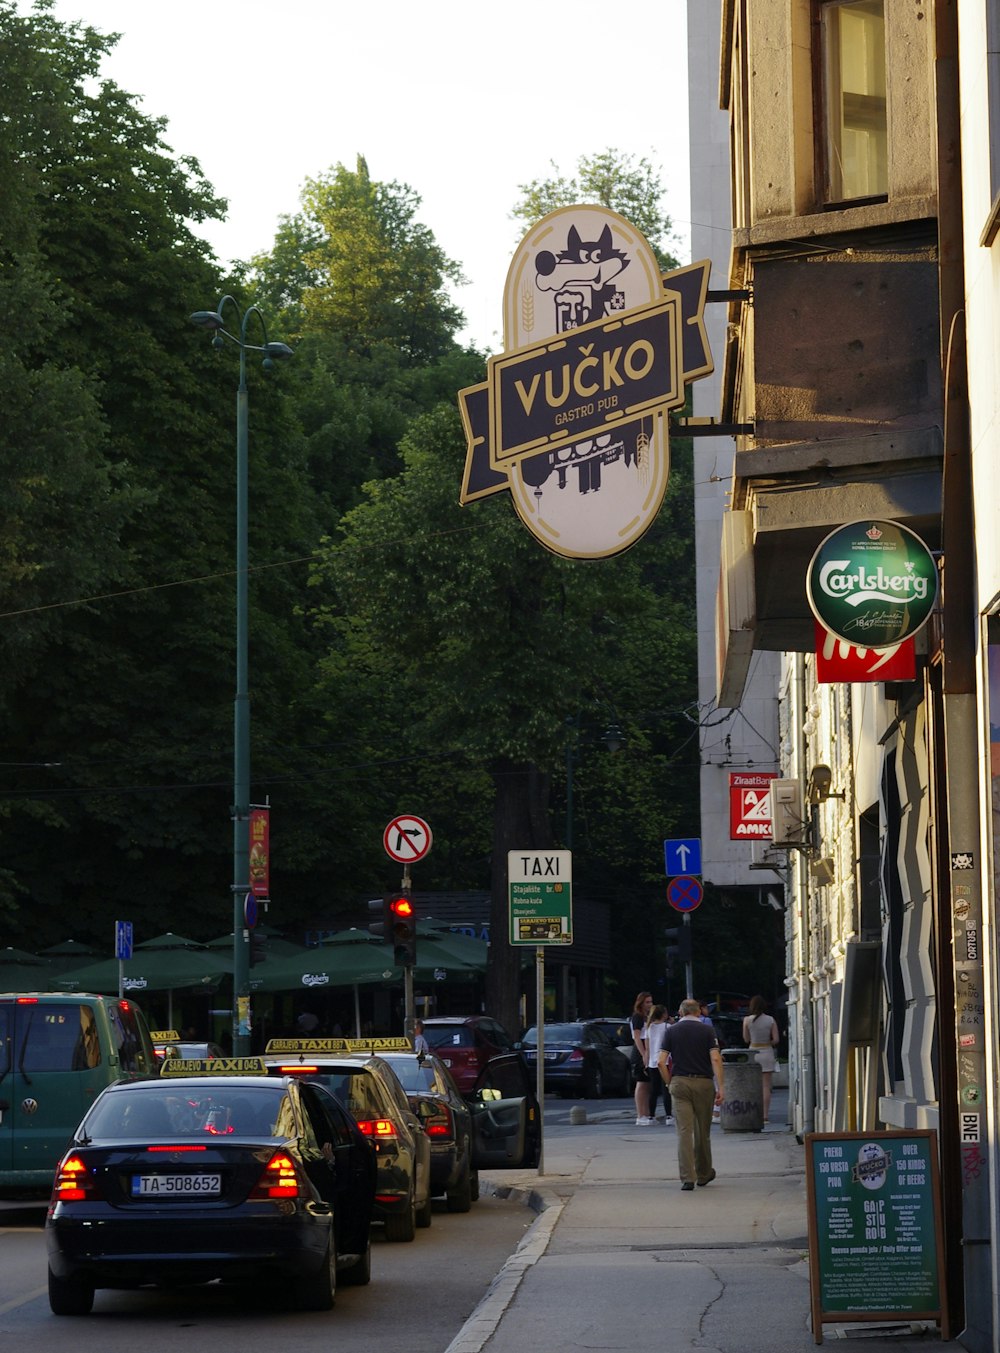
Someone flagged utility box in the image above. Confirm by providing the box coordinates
[770,778,806,847]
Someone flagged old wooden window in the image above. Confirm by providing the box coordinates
[820,0,887,204]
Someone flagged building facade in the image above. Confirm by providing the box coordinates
[689,2,996,1344]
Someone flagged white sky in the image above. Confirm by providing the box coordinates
[33,0,691,352]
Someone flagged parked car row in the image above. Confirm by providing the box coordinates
[38,1015,542,1316]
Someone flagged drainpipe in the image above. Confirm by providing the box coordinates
[795,653,816,1137]
[935,2,991,1346]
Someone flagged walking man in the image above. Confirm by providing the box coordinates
[659,998,724,1190]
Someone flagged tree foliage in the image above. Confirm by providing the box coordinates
[511,148,680,270]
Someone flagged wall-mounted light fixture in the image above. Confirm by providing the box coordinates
[806,764,845,805]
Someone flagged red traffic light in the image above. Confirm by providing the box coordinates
[388,896,414,918]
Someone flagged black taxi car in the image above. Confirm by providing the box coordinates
[263,1038,542,1224]
[44,1057,376,1315]
[377,1050,478,1212]
[263,1038,432,1242]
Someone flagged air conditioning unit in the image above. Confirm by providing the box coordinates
[770,779,807,847]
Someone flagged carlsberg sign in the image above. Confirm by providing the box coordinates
[806,521,938,649]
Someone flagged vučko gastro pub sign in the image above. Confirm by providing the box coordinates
[806,520,938,649]
[458,206,714,560]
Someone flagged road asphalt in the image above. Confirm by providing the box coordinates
[456,1087,967,1353]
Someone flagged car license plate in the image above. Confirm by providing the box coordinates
[131,1173,222,1197]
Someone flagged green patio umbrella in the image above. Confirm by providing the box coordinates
[0,947,58,993]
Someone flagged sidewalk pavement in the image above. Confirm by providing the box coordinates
[451,1090,967,1353]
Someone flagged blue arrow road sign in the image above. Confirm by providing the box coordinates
[115,920,133,961]
[664,837,701,877]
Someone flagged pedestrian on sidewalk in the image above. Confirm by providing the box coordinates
[743,995,780,1123]
[659,998,724,1190]
[645,1004,673,1124]
[630,991,654,1124]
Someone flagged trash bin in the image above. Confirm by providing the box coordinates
[719,1048,763,1132]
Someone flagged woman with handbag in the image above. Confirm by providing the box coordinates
[630,991,654,1124]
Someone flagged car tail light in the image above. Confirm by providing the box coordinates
[567,1050,584,1063]
[51,1154,96,1203]
[249,1150,303,1200]
[276,1065,319,1075]
[423,1105,454,1139]
[146,1144,207,1152]
[356,1118,397,1140]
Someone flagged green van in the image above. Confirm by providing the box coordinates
[0,992,157,1193]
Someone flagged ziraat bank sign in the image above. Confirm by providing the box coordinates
[458,206,714,559]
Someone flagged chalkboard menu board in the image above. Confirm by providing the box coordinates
[805,1130,948,1344]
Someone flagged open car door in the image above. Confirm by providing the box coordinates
[468,1052,541,1169]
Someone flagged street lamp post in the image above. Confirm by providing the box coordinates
[190,298,292,1055]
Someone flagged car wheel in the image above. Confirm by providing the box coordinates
[446,1155,473,1213]
[294,1231,336,1311]
[383,1186,416,1242]
[48,1267,95,1317]
[339,1236,371,1287]
[584,1063,603,1099]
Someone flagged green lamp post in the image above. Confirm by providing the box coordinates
[190,298,292,1055]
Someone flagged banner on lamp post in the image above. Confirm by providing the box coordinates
[249,807,270,899]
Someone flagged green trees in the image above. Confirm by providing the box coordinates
[0,2,315,936]
[511,149,680,270]
[0,2,701,1019]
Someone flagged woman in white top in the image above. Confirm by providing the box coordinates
[644,1004,672,1124]
[743,995,780,1122]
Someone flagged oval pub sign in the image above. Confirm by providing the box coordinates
[806,520,938,649]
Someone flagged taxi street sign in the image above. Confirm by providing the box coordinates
[667,875,704,913]
[508,849,573,945]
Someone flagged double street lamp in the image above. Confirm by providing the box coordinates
[190,298,293,1055]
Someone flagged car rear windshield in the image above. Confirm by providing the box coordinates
[381,1056,440,1093]
[302,1067,395,1122]
[0,1002,103,1073]
[84,1084,287,1139]
[422,1026,474,1049]
[521,1024,584,1046]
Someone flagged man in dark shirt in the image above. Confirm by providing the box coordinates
[659,998,724,1189]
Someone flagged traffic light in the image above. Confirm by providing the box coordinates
[249,930,268,967]
[664,924,692,975]
[368,897,386,939]
[387,894,417,967]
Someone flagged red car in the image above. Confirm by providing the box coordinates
[418,1017,516,1096]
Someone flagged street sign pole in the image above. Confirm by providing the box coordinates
[683,914,694,1000]
[535,945,545,1177]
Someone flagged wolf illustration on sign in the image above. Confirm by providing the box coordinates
[534,223,630,330]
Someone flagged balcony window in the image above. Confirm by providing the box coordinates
[821,0,887,204]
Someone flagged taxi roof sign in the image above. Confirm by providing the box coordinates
[264,1036,413,1055]
[160,1057,267,1077]
[150,1030,181,1042]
